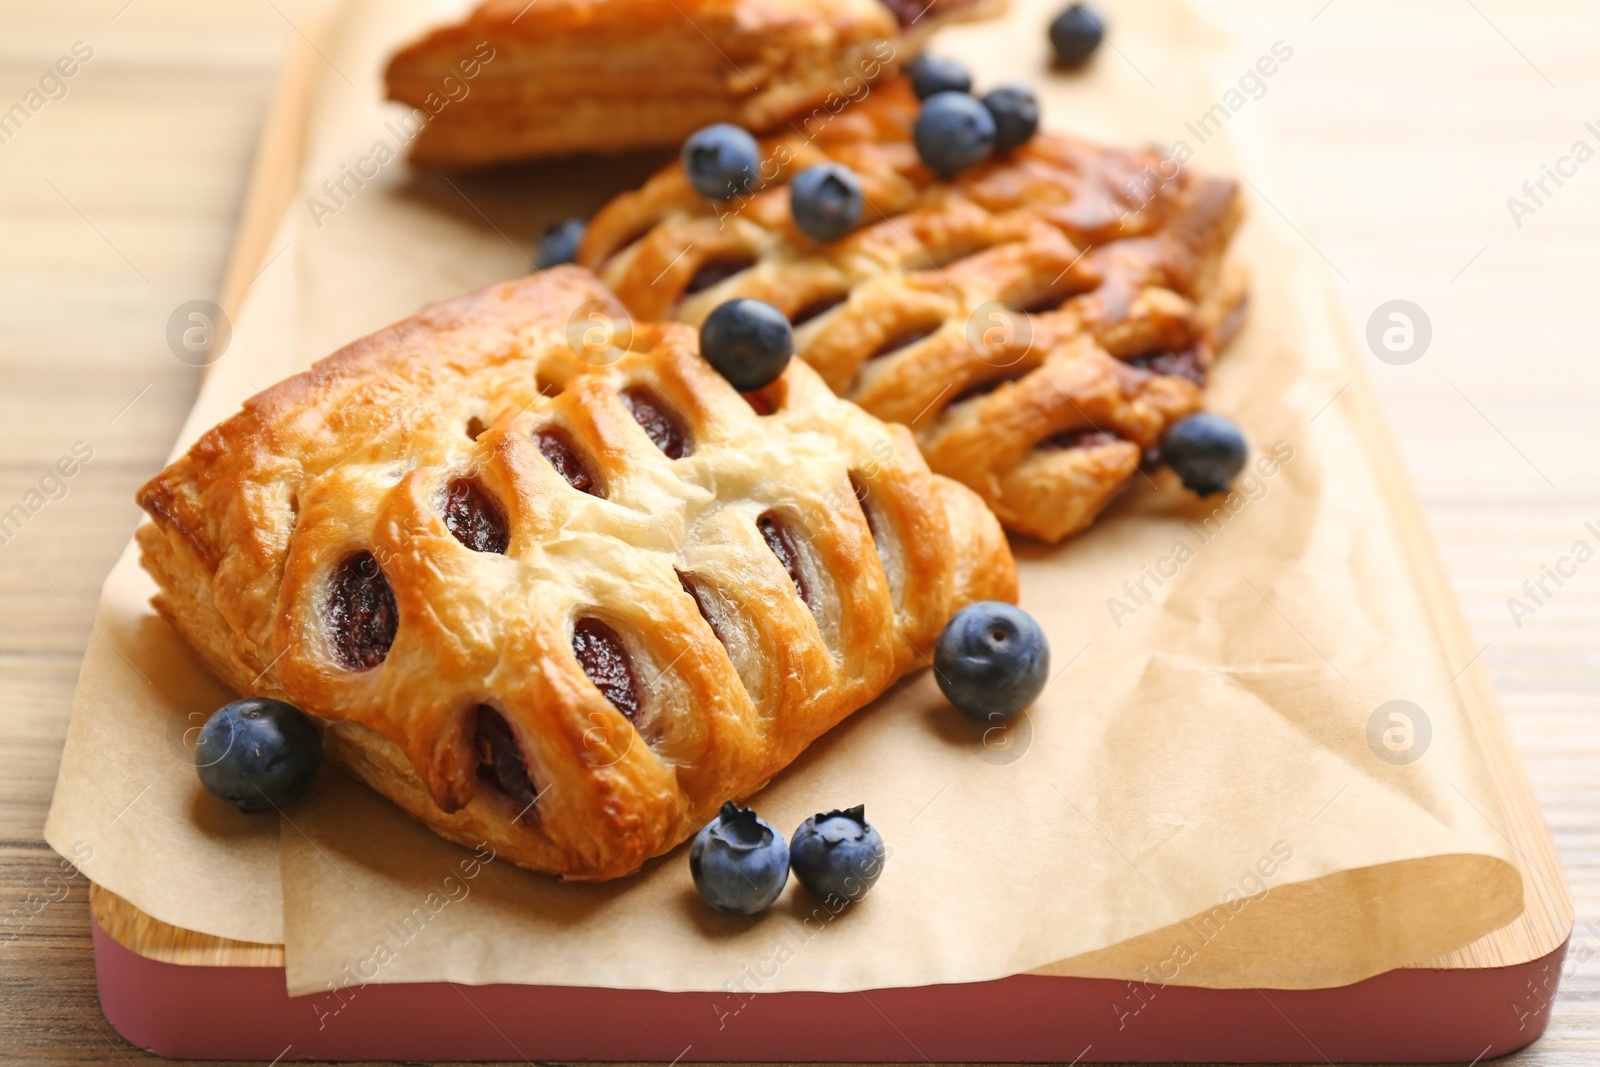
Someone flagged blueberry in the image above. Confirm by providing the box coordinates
[789,163,864,242]
[1049,3,1105,69]
[912,92,996,178]
[681,123,762,201]
[534,218,585,269]
[906,54,971,100]
[195,698,322,813]
[982,85,1040,153]
[1162,413,1248,496]
[690,801,790,915]
[935,602,1049,722]
[789,805,887,903]
[699,298,793,391]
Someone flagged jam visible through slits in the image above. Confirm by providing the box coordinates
[1020,290,1071,315]
[442,478,509,554]
[849,474,880,541]
[328,551,398,670]
[950,368,1030,406]
[869,324,940,361]
[1126,347,1206,386]
[572,618,641,722]
[683,256,756,296]
[1041,428,1124,451]
[790,293,847,327]
[536,430,602,496]
[622,389,691,459]
[758,514,812,608]
[474,705,537,813]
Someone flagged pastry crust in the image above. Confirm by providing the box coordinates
[136,267,1015,880]
[581,77,1249,541]
[385,0,1006,165]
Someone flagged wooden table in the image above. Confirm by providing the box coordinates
[1,0,1593,1063]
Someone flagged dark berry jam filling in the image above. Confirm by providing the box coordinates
[536,429,602,496]
[572,618,641,722]
[327,551,397,671]
[622,388,691,459]
[870,324,940,361]
[1041,428,1123,451]
[758,514,812,609]
[474,705,537,813]
[849,473,880,541]
[442,478,509,554]
[950,369,1029,406]
[683,255,757,295]
[791,293,848,327]
[1126,347,1206,386]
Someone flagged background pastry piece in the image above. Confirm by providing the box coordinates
[135,267,1016,881]
[581,76,1249,542]
[385,0,1006,165]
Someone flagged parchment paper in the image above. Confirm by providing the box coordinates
[47,0,1524,994]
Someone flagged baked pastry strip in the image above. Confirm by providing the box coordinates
[137,267,1016,880]
[581,77,1249,541]
[386,0,1006,165]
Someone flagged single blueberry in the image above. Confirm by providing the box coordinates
[1162,412,1248,496]
[789,805,887,903]
[982,85,1041,153]
[935,602,1050,722]
[906,54,972,100]
[195,698,323,813]
[535,218,586,269]
[1049,3,1106,69]
[699,298,793,392]
[681,123,762,201]
[690,801,790,915]
[789,163,864,242]
[912,91,997,178]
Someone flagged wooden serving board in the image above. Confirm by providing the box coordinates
[86,20,1574,1065]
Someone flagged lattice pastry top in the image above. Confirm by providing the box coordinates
[385,0,1004,165]
[136,268,1016,880]
[581,77,1250,541]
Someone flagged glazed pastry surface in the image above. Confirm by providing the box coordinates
[137,268,1016,880]
[583,78,1248,541]
[386,0,1006,165]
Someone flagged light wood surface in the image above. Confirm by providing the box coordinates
[83,3,1576,983]
[3,0,1597,1064]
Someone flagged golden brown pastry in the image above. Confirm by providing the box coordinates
[385,0,1005,165]
[136,267,1016,880]
[580,77,1249,542]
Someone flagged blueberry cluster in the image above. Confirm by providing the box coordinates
[905,55,1041,178]
[680,123,869,246]
[691,802,887,915]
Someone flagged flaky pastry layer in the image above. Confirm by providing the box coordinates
[137,268,1015,880]
[385,0,1005,165]
[582,77,1249,541]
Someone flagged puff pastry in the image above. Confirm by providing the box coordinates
[137,267,1016,880]
[385,0,1005,165]
[581,76,1249,541]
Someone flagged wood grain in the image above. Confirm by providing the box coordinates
[3,0,1597,1064]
